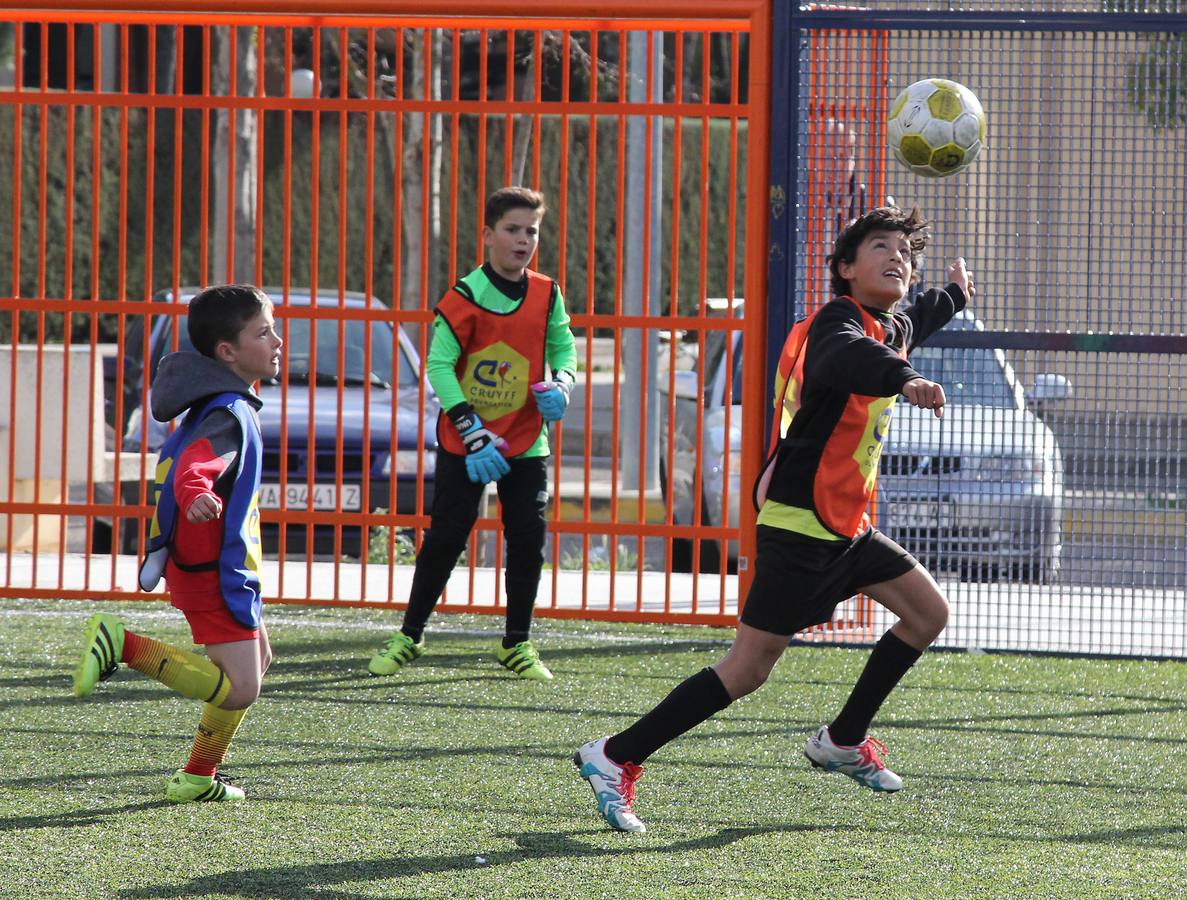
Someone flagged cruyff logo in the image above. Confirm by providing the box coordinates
[475,358,516,388]
[865,407,893,460]
[474,359,499,387]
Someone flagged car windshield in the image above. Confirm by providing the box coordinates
[907,346,1016,408]
[158,315,417,388]
[700,330,745,406]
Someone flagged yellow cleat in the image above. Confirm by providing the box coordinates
[73,613,124,698]
[166,769,245,803]
[368,632,425,676]
[497,640,553,681]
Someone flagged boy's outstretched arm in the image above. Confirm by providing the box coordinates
[901,377,947,418]
[903,275,970,352]
[805,303,922,398]
[945,257,975,300]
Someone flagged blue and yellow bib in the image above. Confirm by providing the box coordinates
[138,391,264,629]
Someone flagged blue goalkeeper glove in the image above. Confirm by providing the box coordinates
[447,404,510,484]
[531,372,574,423]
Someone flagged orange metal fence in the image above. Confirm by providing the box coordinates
[0,2,770,626]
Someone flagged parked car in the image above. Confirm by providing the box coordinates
[661,306,1071,582]
[105,287,438,557]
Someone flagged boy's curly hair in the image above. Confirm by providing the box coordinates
[827,206,929,298]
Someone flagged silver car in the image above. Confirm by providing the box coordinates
[661,307,1071,582]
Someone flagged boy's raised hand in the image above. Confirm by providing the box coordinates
[902,377,947,418]
[186,493,223,523]
[946,257,975,299]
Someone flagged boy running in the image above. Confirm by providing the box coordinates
[73,284,281,803]
[576,207,973,832]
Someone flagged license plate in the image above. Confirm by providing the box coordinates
[892,500,950,529]
[259,483,362,511]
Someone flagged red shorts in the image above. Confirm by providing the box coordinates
[168,585,260,645]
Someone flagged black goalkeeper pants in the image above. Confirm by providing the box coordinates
[401,449,549,642]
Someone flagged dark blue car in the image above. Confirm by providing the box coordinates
[112,288,438,556]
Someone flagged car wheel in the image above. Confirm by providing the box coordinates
[89,519,113,554]
[1017,552,1060,585]
[118,518,146,556]
[666,487,722,574]
[959,559,1000,583]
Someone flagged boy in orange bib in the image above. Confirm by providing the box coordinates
[576,207,974,831]
[368,187,576,681]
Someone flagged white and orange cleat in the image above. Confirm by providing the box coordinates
[804,725,903,792]
[574,737,647,833]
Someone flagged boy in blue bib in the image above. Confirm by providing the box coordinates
[73,284,282,803]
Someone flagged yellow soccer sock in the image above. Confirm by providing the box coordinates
[121,630,231,706]
[184,703,249,777]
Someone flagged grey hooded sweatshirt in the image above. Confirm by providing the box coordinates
[151,351,263,504]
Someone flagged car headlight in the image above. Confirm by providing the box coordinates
[381,450,435,476]
[123,406,144,448]
[969,454,1047,483]
[725,449,742,482]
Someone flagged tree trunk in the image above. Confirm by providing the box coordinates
[391,29,443,330]
[211,25,259,285]
[399,31,424,316]
[154,26,176,96]
[511,35,535,186]
[427,29,443,304]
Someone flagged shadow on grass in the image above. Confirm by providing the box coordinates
[118,825,812,898]
[265,635,392,657]
[0,681,193,711]
[792,674,1187,706]
[0,672,74,691]
[538,640,731,662]
[1061,824,1186,849]
[268,652,485,675]
[0,799,170,831]
[879,708,1187,745]
[7,728,1186,801]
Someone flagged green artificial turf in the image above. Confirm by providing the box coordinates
[1,598,1184,898]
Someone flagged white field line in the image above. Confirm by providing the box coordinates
[0,598,735,647]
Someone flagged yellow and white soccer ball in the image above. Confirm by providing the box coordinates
[887,79,986,178]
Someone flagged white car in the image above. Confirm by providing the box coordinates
[661,307,1071,582]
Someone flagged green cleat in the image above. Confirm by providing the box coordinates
[73,613,125,698]
[497,639,553,681]
[368,632,425,676]
[166,769,245,803]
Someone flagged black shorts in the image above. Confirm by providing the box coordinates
[739,525,919,636]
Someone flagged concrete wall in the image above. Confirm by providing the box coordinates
[0,345,105,552]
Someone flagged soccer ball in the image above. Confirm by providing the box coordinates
[887,79,986,178]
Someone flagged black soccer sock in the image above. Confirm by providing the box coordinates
[400,582,438,644]
[502,592,535,648]
[401,576,444,643]
[400,535,465,644]
[400,622,426,644]
[604,667,732,766]
[828,630,922,747]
